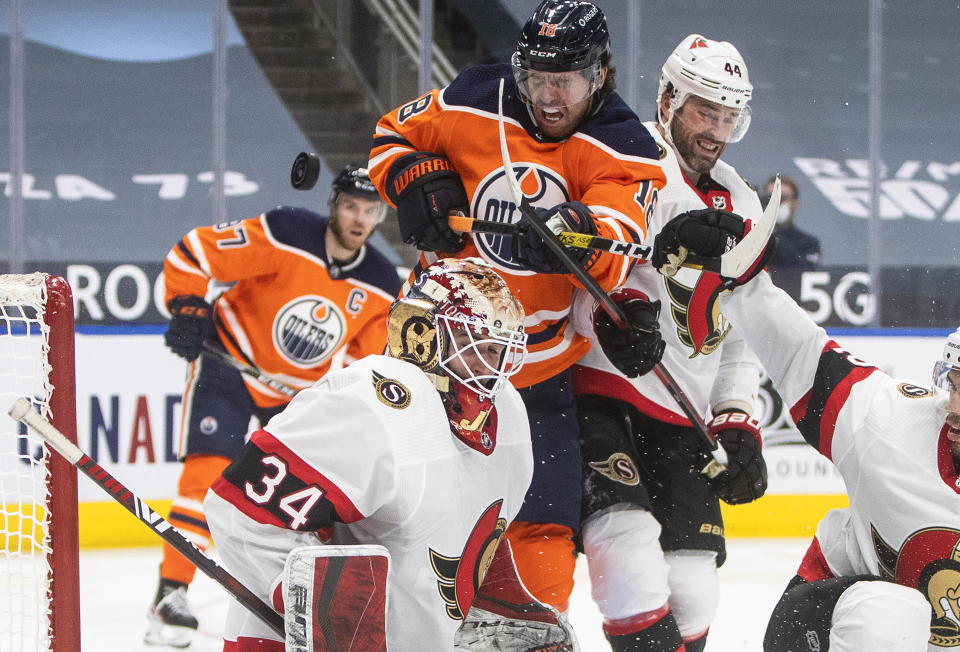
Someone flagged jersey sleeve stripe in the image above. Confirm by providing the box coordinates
[369,146,417,173]
[209,476,287,528]
[164,248,207,279]
[185,229,214,277]
[790,341,878,460]
[251,429,364,523]
[177,240,202,268]
[371,134,414,149]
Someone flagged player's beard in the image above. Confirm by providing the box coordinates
[532,96,592,140]
[671,113,726,175]
[329,215,369,255]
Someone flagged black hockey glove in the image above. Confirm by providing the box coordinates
[164,295,215,362]
[652,208,773,286]
[594,288,665,378]
[511,201,597,274]
[385,151,468,252]
[708,410,767,504]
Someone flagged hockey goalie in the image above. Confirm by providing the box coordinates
[204,257,576,651]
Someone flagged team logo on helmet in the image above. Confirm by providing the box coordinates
[588,452,640,486]
[429,500,507,620]
[470,164,568,272]
[272,296,346,368]
[873,525,960,647]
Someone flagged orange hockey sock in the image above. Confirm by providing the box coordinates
[503,521,577,611]
[160,454,231,585]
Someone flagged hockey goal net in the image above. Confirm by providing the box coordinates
[0,273,80,652]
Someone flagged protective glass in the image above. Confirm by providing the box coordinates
[438,314,527,398]
[932,361,960,392]
[512,54,603,109]
[672,93,752,143]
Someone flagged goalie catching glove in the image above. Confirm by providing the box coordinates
[386,151,468,252]
[511,201,598,274]
[164,295,215,362]
[594,289,665,379]
[708,410,767,504]
[652,208,773,285]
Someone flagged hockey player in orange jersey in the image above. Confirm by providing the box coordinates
[367,0,668,630]
[145,165,402,648]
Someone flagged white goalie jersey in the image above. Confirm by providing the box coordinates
[571,121,761,421]
[204,354,533,652]
[725,273,960,650]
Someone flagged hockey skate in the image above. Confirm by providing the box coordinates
[144,580,199,648]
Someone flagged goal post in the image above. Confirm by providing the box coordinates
[0,273,80,652]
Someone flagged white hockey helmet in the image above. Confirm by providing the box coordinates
[658,34,753,143]
[933,327,960,392]
[387,257,527,399]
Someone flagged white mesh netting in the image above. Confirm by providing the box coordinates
[0,272,55,652]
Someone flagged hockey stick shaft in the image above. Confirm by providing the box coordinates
[201,341,299,398]
[495,79,721,462]
[7,398,286,638]
[448,214,654,261]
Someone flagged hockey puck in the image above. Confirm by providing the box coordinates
[291,152,321,190]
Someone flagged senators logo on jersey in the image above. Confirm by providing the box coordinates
[429,500,507,620]
[873,524,960,647]
[664,272,730,356]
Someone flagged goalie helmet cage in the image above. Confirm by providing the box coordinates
[0,273,80,652]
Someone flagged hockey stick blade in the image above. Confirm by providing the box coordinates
[7,397,286,638]
[496,78,628,330]
[719,177,780,278]
[494,79,722,467]
[201,341,299,398]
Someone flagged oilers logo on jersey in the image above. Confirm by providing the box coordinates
[272,296,346,368]
[470,163,568,272]
[873,524,960,647]
[429,500,508,620]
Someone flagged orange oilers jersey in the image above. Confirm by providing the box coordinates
[368,64,667,388]
[163,206,402,407]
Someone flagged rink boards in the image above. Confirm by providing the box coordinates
[2,330,943,547]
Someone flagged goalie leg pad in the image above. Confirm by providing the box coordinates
[283,545,390,652]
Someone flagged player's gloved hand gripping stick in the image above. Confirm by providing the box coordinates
[492,79,779,475]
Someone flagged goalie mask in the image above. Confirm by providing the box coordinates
[388,258,527,399]
[388,258,527,451]
[658,34,753,145]
[933,327,960,393]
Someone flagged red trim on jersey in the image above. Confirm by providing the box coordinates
[789,390,811,426]
[224,637,284,651]
[251,429,365,523]
[686,272,724,353]
[817,365,877,461]
[572,365,692,426]
[796,537,834,582]
[602,603,672,636]
[937,423,960,494]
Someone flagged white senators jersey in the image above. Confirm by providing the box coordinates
[572,122,762,422]
[205,354,533,651]
[725,273,960,650]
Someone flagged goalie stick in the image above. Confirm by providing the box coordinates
[495,79,739,473]
[201,340,299,399]
[7,398,286,639]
